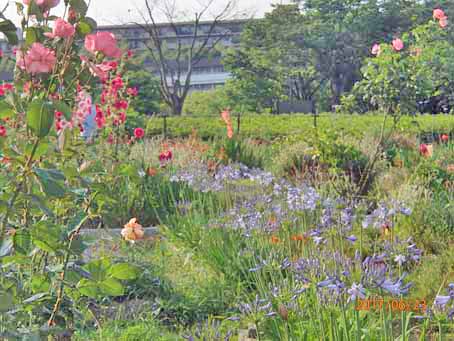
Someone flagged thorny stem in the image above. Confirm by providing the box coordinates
[0,137,41,237]
[47,194,96,327]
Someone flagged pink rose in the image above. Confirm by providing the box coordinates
[16,43,56,74]
[84,32,122,58]
[392,38,404,52]
[23,0,60,9]
[439,17,448,28]
[44,18,75,39]
[371,43,381,56]
[433,9,446,20]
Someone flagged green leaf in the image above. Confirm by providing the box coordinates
[31,221,62,253]
[13,229,31,255]
[78,21,92,35]
[0,292,14,312]
[99,278,124,296]
[83,259,110,282]
[109,263,140,280]
[27,100,55,138]
[77,279,100,298]
[0,20,18,45]
[31,275,50,293]
[70,0,88,16]
[34,168,66,198]
[66,212,88,236]
[25,140,49,158]
[27,193,54,217]
[0,101,14,119]
[25,27,38,46]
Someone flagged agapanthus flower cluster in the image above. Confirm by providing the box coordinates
[434,283,454,320]
[362,200,411,230]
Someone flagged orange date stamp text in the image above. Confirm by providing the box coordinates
[355,296,426,313]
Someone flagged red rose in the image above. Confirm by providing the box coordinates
[134,127,145,139]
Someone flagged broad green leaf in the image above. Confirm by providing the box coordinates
[0,101,14,119]
[27,100,55,138]
[108,263,140,280]
[70,0,88,16]
[77,279,100,298]
[99,278,124,296]
[83,259,110,282]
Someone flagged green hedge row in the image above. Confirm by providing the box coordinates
[145,113,454,140]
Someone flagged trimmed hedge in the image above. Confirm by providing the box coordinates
[145,113,454,140]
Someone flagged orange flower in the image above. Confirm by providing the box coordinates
[221,109,231,125]
[270,235,280,244]
[447,164,454,174]
[147,167,158,176]
[121,218,144,241]
[220,109,234,139]
[227,123,234,139]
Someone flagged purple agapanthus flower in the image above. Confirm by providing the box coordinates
[347,283,366,302]
[434,295,451,308]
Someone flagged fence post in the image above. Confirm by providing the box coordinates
[162,112,168,138]
[237,111,241,134]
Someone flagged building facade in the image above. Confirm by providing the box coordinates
[97,20,247,91]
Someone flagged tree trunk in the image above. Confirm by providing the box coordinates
[171,97,184,116]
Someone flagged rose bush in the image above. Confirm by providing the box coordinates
[0,0,140,338]
[345,8,454,116]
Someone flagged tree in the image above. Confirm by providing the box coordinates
[125,52,161,115]
[137,0,238,116]
[223,5,323,114]
[293,0,431,108]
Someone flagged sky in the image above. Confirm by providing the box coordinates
[4,0,291,25]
